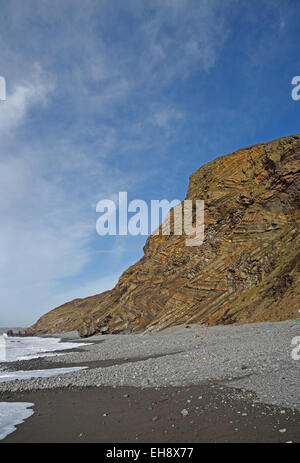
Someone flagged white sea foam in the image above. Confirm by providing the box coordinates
[0,334,90,362]
[0,402,34,440]
[0,366,87,383]
[0,334,91,440]
[0,334,90,382]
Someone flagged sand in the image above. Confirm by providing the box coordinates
[1,320,300,443]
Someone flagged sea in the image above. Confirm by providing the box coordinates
[0,329,89,441]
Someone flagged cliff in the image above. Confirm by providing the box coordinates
[25,134,300,337]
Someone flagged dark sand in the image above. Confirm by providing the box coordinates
[0,352,179,372]
[1,383,299,443]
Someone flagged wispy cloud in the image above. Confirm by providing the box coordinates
[0,0,242,325]
[0,64,54,134]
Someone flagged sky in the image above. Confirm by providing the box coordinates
[0,0,300,326]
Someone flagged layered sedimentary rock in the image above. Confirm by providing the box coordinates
[26,135,300,337]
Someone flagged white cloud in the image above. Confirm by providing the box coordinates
[150,105,184,129]
[0,0,234,326]
[0,130,147,326]
[0,64,54,134]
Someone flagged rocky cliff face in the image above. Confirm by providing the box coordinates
[26,135,300,337]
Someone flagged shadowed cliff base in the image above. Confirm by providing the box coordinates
[25,134,300,337]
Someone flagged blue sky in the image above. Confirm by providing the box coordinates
[0,0,300,326]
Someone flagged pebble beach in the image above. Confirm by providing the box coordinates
[0,320,299,442]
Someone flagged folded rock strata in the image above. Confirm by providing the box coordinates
[25,135,300,337]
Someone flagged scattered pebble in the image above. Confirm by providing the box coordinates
[1,320,299,417]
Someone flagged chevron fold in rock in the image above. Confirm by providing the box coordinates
[25,135,300,337]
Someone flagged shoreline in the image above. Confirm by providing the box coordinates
[1,320,299,442]
[2,383,299,443]
[0,352,180,373]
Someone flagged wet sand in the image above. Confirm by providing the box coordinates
[1,322,299,443]
[0,352,178,373]
[1,383,299,443]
